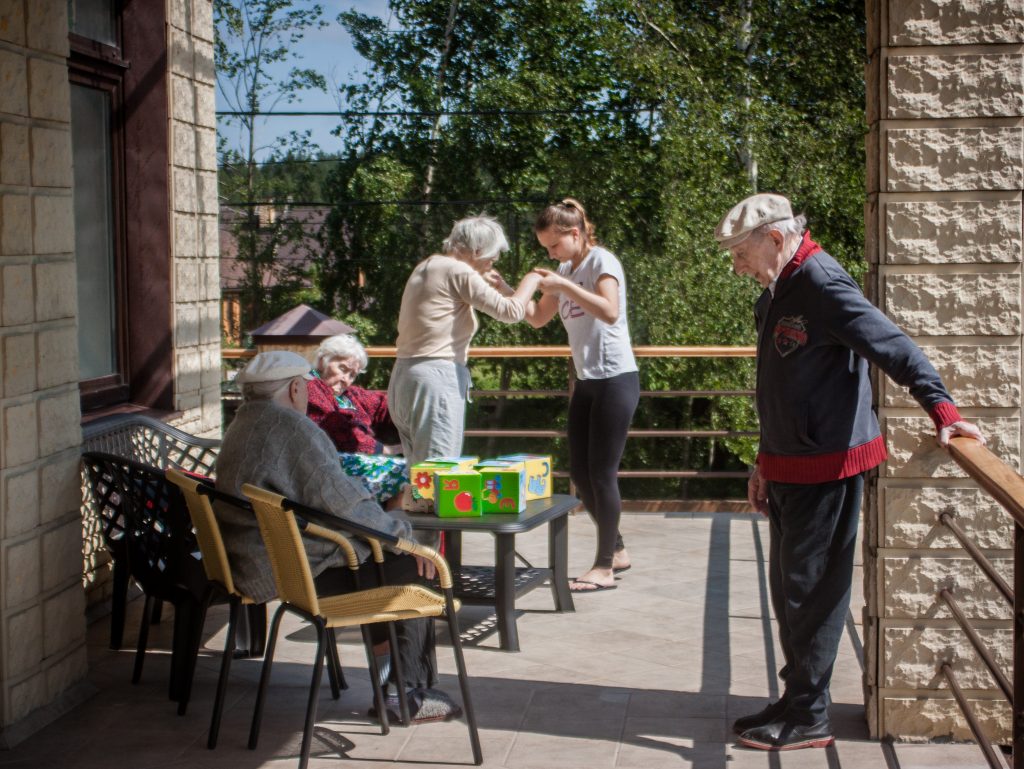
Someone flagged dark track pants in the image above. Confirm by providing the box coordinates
[315,552,436,689]
[766,473,863,724]
[568,371,640,569]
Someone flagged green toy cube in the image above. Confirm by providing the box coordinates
[476,461,526,514]
[433,470,483,517]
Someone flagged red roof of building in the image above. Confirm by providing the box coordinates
[249,304,354,339]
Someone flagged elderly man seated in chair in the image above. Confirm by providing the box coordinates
[216,350,462,723]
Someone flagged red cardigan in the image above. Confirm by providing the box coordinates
[306,378,399,454]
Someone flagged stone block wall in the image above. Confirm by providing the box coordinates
[865,0,1023,743]
[168,0,221,439]
[0,0,90,743]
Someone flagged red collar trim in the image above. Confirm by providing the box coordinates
[777,231,822,284]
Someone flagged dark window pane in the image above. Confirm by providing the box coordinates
[71,84,118,380]
[68,0,116,46]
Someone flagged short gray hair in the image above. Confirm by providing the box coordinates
[241,377,294,402]
[754,213,808,241]
[314,333,368,374]
[442,215,509,262]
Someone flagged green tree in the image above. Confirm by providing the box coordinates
[215,0,328,331]
[315,0,865,498]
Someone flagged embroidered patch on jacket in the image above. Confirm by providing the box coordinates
[773,315,808,357]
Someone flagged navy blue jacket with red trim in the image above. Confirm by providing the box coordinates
[754,232,961,484]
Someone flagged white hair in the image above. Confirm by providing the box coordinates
[314,334,368,374]
[754,213,808,241]
[241,378,294,402]
[442,215,509,262]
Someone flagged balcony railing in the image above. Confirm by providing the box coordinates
[224,345,757,503]
[940,436,1023,768]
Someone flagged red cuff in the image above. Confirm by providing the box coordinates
[930,401,962,430]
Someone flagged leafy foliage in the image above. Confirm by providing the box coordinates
[217,0,866,498]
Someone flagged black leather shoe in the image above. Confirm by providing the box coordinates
[732,699,788,735]
[737,717,834,751]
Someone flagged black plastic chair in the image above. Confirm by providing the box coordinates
[81,415,220,650]
[81,452,214,708]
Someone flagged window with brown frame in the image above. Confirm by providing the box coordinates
[69,0,174,416]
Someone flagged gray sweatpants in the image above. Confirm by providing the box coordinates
[388,358,471,467]
[388,358,471,545]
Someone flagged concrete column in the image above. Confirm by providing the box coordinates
[168,0,221,438]
[0,0,90,745]
[864,0,1023,742]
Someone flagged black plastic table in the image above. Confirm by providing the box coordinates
[401,494,579,651]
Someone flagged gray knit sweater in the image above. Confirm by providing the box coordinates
[215,399,413,602]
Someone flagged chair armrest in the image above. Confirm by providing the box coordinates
[303,522,360,570]
[395,538,453,590]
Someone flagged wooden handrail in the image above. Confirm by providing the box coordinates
[223,345,757,360]
[947,435,1024,529]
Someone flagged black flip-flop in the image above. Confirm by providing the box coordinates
[613,565,632,575]
[569,579,617,593]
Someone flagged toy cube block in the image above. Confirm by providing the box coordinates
[496,454,552,499]
[424,455,479,472]
[408,461,452,502]
[434,470,483,517]
[476,461,526,514]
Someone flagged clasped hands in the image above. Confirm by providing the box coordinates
[483,266,566,295]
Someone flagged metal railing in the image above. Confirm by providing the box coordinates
[224,345,757,495]
[939,436,1024,768]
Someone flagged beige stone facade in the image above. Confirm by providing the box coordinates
[865,0,1022,743]
[0,0,220,745]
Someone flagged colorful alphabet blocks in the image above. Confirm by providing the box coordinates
[433,470,483,517]
[408,461,451,504]
[475,460,526,514]
[496,454,552,500]
[424,455,480,472]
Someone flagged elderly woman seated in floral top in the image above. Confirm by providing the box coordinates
[307,333,406,505]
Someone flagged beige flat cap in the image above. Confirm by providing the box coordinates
[235,350,314,384]
[714,193,793,249]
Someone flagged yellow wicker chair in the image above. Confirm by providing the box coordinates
[165,469,346,749]
[241,483,482,769]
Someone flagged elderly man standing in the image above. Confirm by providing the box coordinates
[216,350,462,723]
[715,194,985,751]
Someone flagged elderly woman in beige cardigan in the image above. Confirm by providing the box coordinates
[388,215,540,512]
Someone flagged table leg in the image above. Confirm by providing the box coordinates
[549,514,575,613]
[494,533,519,652]
[446,531,463,571]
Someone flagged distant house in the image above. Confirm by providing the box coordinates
[219,205,328,345]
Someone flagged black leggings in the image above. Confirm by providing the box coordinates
[314,552,436,689]
[568,371,640,569]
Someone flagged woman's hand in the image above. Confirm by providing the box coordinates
[531,267,567,294]
[381,443,403,456]
[483,267,514,295]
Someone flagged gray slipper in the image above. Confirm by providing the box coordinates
[407,688,463,723]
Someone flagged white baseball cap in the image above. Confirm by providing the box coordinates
[234,350,314,384]
[714,193,794,249]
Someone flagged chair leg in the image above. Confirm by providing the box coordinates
[386,622,412,726]
[248,604,287,750]
[325,628,345,697]
[208,599,239,749]
[362,626,390,735]
[177,595,212,715]
[151,598,164,625]
[110,559,129,650]
[132,595,154,685]
[298,622,328,769]
[447,609,482,765]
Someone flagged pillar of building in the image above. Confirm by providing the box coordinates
[0,0,92,745]
[864,0,1023,741]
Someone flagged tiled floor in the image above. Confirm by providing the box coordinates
[1,511,993,768]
